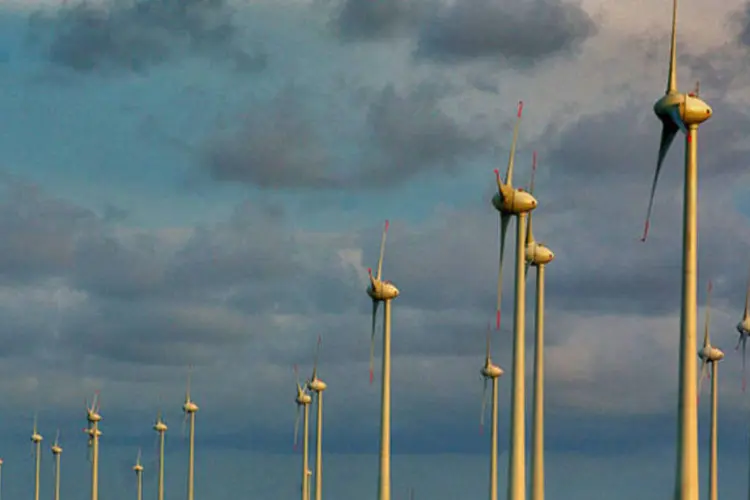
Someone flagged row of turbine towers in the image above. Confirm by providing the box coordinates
[290,1,750,499]
[12,373,200,500]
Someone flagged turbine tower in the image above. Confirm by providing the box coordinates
[524,152,555,500]
[294,365,313,500]
[182,370,199,500]
[0,457,4,500]
[133,449,144,500]
[640,0,712,497]
[697,281,723,500]
[31,415,43,500]
[366,219,400,500]
[735,269,750,392]
[307,337,327,500]
[154,411,167,500]
[479,325,504,500]
[491,101,537,500]
[85,391,102,500]
[51,430,62,500]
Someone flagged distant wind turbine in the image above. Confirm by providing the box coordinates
[133,449,144,500]
[307,337,327,500]
[524,152,555,500]
[153,411,167,500]
[51,430,62,500]
[366,219,400,500]
[491,101,537,500]
[182,369,199,500]
[698,280,723,500]
[31,414,43,500]
[294,364,313,500]
[735,269,750,392]
[85,391,102,500]
[0,457,4,500]
[639,0,713,496]
[479,324,504,500]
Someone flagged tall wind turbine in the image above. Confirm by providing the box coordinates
[491,102,537,500]
[182,370,199,500]
[51,430,62,500]
[479,325,504,500]
[0,457,4,500]
[133,449,144,500]
[294,365,313,500]
[524,152,554,500]
[697,281,723,500]
[154,411,167,500]
[735,269,750,392]
[85,392,102,500]
[366,219,400,500]
[31,415,43,500]
[307,337,327,500]
[640,0,713,497]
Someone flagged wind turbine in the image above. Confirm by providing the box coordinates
[31,415,43,500]
[182,370,199,500]
[366,219,400,500]
[479,324,504,500]
[153,411,167,500]
[491,102,537,500]
[51,430,62,500]
[85,391,102,500]
[735,269,750,392]
[307,336,327,500]
[0,457,4,500]
[639,0,713,497]
[294,365,313,500]
[133,449,144,500]
[698,281,723,500]
[524,152,555,500]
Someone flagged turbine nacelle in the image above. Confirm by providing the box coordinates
[491,185,538,215]
[84,427,102,438]
[525,241,555,266]
[308,377,327,393]
[699,346,724,362]
[481,361,503,379]
[296,386,312,405]
[51,444,62,455]
[133,463,144,473]
[31,433,43,443]
[153,421,168,432]
[183,401,199,413]
[654,92,712,128]
[737,319,750,335]
[367,271,400,301]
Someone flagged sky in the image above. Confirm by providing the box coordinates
[2,0,750,498]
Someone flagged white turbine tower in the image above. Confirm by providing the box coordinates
[366,219,400,500]
[697,281,723,500]
[31,415,43,500]
[182,370,199,500]
[307,337,327,500]
[51,430,62,500]
[491,101,537,500]
[640,0,713,497]
[524,152,555,500]
[133,449,144,500]
[85,391,102,500]
[479,325,504,500]
[154,411,167,500]
[294,365,313,500]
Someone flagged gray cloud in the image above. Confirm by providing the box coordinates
[27,0,267,74]
[201,83,487,190]
[332,0,426,40]
[415,0,597,65]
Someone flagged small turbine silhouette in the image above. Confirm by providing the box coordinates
[697,280,723,500]
[307,337,327,500]
[479,324,504,500]
[294,365,312,500]
[735,268,750,392]
[84,391,102,500]
[182,368,199,500]
[31,414,43,500]
[153,411,167,500]
[133,449,144,500]
[51,430,62,500]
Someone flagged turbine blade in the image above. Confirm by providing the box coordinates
[370,300,380,384]
[666,0,678,94]
[504,101,523,186]
[312,335,321,380]
[496,213,512,329]
[698,359,708,400]
[485,324,491,360]
[376,220,389,281]
[744,267,750,320]
[667,105,688,135]
[704,280,712,346]
[642,120,678,242]
[525,152,536,247]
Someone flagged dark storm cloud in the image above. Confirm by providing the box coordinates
[415,0,597,65]
[201,83,487,190]
[27,0,267,74]
[332,0,426,40]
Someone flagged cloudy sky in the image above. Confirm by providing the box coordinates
[2,0,750,498]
